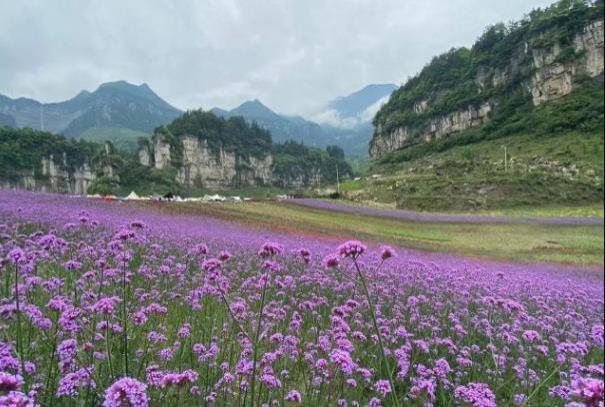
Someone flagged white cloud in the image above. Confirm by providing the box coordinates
[359,95,392,123]
[312,94,392,129]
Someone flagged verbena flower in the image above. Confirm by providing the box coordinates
[380,245,395,260]
[374,379,391,397]
[103,377,148,407]
[337,240,366,259]
[285,389,302,403]
[0,372,23,392]
[454,382,496,407]
[323,254,340,268]
[258,242,283,258]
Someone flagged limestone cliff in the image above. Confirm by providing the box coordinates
[371,3,604,159]
[1,146,118,194]
[140,133,273,188]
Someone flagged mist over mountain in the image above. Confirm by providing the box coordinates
[312,84,397,129]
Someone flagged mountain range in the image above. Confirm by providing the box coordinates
[211,100,325,147]
[211,84,397,156]
[0,81,182,152]
[0,80,396,156]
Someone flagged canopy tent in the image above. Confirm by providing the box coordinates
[202,194,226,202]
[125,191,140,200]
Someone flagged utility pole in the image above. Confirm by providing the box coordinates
[501,145,508,172]
[336,164,340,195]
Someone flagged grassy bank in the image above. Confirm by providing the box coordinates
[340,130,603,211]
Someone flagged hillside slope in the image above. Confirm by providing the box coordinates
[351,0,604,211]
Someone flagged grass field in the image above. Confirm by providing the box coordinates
[153,200,604,266]
[474,204,604,218]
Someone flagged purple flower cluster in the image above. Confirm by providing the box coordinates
[103,377,148,407]
[454,382,496,407]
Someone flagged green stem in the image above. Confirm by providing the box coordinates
[249,274,269,407]
[521,367,559,406]
[105,320,114,379]
[220,292,250,340]
[14,264,25,373]
[353,258,400,407]
[122,259,129,376]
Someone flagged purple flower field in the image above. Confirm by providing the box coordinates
[0,189,603,406]
[289,199,605,226]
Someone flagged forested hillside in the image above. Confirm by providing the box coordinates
[346,0,604,211]
[0,109,352,195]
[371,0,603,158]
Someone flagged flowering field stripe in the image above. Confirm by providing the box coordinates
[288,199,605,226]
[150,200,604,266]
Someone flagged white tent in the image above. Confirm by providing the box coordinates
[125,191,140,200]
[202,194,226,202]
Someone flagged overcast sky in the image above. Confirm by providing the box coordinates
[0,0,555,116]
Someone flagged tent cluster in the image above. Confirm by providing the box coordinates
[86,191,248,203]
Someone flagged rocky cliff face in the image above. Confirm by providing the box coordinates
[271,168,322,189]
[1,151,116,195]
[370,17,604,159]
[531,20,603,105]
[371,102,494,156]
[140,134,273,188]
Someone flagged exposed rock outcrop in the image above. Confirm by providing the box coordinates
[272,168,322,189]
[140,134,273,188]
[370,102,494,158]
[2,154,113,195]
[531,20,604,105]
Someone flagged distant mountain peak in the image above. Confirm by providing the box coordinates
[327,83,397,118]
[241,98,264,107]
[231,99,280,120]
[97,80,131,89]
[67,90,91,103]
[0,80,181,136]
[239,99,269,109]
[97,80,151,94]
